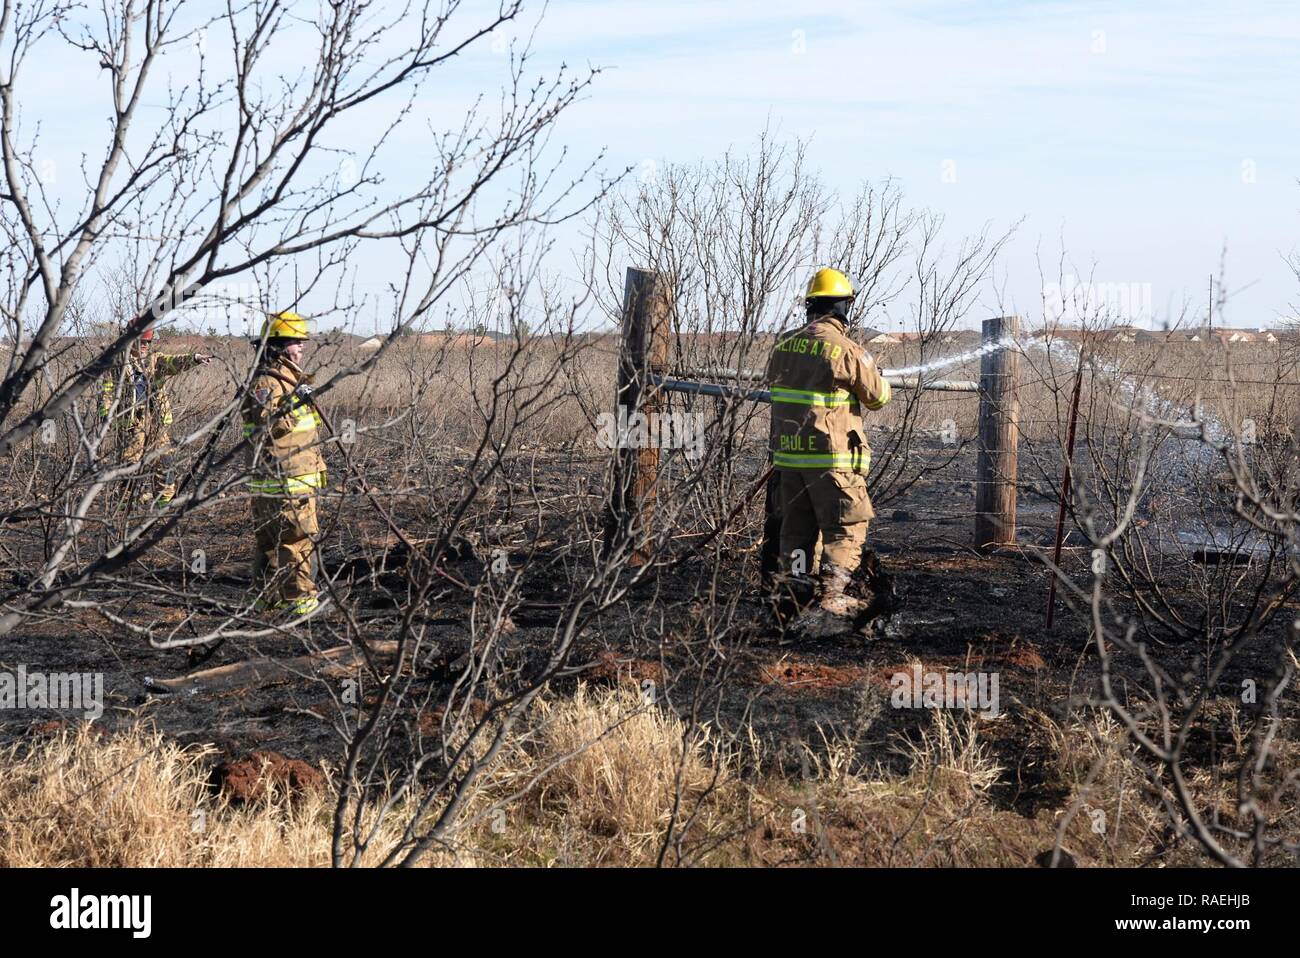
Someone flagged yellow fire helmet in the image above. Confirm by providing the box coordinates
[263,310,310,340]
[805,267,855,301]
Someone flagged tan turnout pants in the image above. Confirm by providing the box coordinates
[121,426,176,503]
[778,469,873,575]
[252,493,319,608]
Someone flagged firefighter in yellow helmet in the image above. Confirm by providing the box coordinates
[765,268,892,636]
[241,311,327,618]
[98,327,213,508]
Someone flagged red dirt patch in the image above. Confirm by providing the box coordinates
[1002,645,1048,671]
[26,719,67,736]
[213,750,326,804]
[758,659,868,690]
[24,719,109,739]
[417,697,489,736]
[586,650,664,686]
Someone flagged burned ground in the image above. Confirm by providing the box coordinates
[4,432,1291,866]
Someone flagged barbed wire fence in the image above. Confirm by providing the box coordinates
[601,273,1300,627]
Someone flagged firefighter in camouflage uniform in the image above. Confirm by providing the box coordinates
[241,311,327,618]
[766,268,892,636]
[98,328,212,507]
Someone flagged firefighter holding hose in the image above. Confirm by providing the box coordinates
[766,268,891,636]
[241,311,327,618]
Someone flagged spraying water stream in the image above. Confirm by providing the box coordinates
[895,331,1258,558]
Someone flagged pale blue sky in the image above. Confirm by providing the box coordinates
[522,0,1300,327]
[19,0,1300,331]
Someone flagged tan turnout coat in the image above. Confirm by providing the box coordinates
[765,315,891,474]
[240,355,327,494]
[98,351,202,431]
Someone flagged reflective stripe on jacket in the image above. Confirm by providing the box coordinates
[246,471,327,495]
[765,314,891,473]
[241,394,321,437]
[240,355,327,492]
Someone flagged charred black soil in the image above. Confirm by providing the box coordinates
[3,444,1286,850]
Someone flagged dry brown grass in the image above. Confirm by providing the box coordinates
[233,337,1300,447]
[0,724,220,867]
[21,333,1297,472]
[0,686,1198,868]
[0,725,352,867]
[522,684,729,860]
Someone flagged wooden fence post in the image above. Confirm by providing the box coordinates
[975,315,1020,549]
[605,267,672,565]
